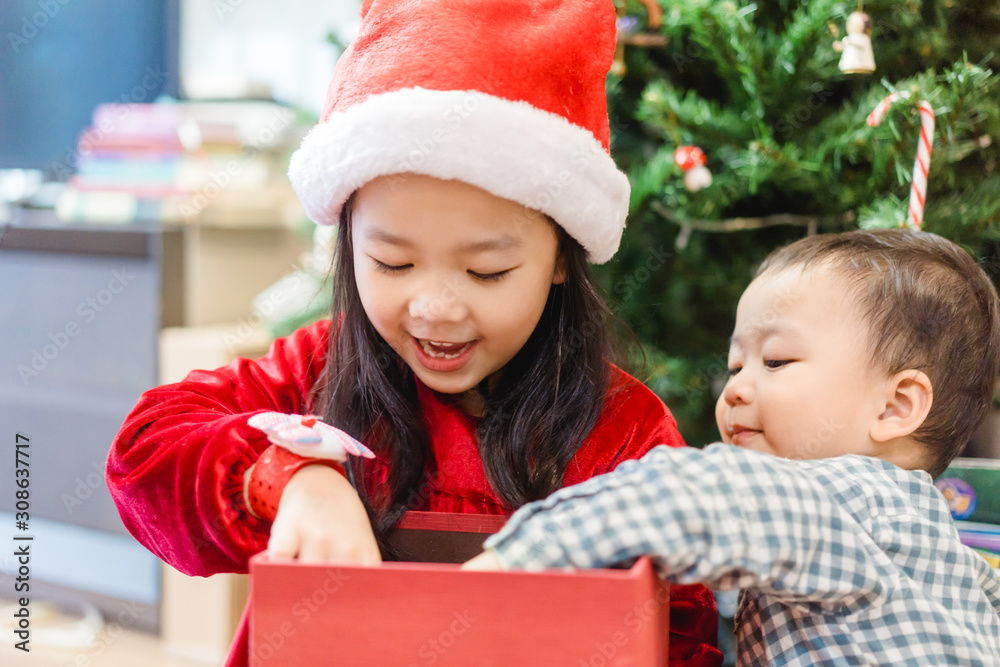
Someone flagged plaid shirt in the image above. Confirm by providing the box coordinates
[485,445,1000,666]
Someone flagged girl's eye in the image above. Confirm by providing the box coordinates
[468,269,511,283]
[373,260,412,274]
[764,359,791,369]
[727,366,741,377]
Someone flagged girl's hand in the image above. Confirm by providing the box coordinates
[266,464,382,565]
[461,549,505,571]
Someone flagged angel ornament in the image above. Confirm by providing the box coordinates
[834,10,875,74]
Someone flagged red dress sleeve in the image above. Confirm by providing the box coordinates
[106,319,333,576]
[563,366,686,486]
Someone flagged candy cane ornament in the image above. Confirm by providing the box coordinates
[866,92,935,230]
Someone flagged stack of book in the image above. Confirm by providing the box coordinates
[56,101,307,227]
[936,458,1000,571]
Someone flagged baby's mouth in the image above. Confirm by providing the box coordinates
[730,426,762,445]
[418,339,475,359]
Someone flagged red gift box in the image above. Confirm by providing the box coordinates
[248,512,670,666]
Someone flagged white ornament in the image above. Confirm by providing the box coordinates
[683,165,713,192]
[835,11,875,74]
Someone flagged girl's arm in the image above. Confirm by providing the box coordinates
[483,444,894,607]
[106,320,334,575]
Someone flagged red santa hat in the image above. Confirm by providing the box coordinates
[288,0,629,264]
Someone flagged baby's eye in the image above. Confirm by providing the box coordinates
[468,269,511,283]
[763,359,791,369]
[727,366,741,377]
[373,259,412,274]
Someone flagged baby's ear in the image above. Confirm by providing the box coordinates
[870,369,933,443]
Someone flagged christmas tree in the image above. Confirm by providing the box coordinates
[596,0,1000,446]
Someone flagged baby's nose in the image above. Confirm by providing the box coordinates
[722,373,753,406]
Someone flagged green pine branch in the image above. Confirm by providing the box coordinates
[603,0,1000,444]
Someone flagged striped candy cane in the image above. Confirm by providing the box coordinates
[866,92,935,230]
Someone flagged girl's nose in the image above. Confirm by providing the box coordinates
[408,280,468,322]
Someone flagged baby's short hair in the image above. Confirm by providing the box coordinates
[757,229,1000,476]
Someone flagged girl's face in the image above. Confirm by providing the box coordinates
[352,174,566,400]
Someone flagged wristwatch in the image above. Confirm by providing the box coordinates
[245,444,346,522]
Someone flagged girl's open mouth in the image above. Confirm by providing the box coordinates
[412,338,478,372]
[419,339,474,358]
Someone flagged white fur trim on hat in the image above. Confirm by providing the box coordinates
[287,87,629,264]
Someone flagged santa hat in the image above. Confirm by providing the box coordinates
[288,0,629,264]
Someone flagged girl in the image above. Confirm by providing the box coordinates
[106,1,721,665]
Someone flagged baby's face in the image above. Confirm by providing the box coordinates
[715,266,891,460]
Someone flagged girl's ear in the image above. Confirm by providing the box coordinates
[870,369,933,443]
[552,251,568,285]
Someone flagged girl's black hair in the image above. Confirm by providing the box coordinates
[311,193,619,556]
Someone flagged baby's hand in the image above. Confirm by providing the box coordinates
[266,464,381,565]
[461,549,505,571]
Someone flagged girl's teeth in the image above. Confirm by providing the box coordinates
[420,340,471,359]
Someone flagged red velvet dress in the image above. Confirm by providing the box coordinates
[106,319,721,666]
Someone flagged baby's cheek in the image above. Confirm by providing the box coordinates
[714,393,730,442]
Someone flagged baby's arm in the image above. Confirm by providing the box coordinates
[479,445,889,607]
